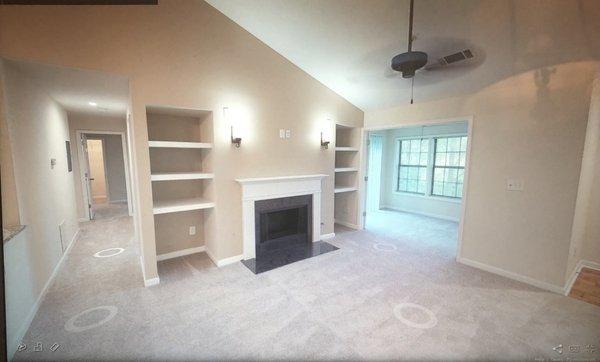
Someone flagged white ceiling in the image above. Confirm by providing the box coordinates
[4,59,129,118]
[206,0,600,111]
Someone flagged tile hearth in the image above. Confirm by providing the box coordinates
[241,241,339,274]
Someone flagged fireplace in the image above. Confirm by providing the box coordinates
[255,195,312,255]
[236,174,338,274]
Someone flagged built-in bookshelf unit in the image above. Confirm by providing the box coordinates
[146,106,214,257]
[334,124,361,228]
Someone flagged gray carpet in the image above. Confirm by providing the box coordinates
[15,208,600,360]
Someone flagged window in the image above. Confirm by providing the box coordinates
[432,136,467,198]
[397,138,429,194]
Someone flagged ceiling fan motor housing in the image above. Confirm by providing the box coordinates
[392,51,428,78]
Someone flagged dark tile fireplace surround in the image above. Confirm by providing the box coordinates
[241,194,338,274]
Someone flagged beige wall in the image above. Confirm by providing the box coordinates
[366,61,598,288]
[67,114,128,219]
[0,61,20,228]
[1,61,79,356]
[0,1,363,282]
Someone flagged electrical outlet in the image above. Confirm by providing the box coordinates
[506,178,524,191]
[189,226,196,236]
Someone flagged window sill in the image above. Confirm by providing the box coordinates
[392,191,462,204]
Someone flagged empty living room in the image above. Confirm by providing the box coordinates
[1,0,599,360]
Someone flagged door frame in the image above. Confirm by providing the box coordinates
[365,133,384,213]
[358,115,474,260]
[76,130,133,219]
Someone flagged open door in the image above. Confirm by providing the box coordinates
[366,134,383,212]
[80,133,95,220]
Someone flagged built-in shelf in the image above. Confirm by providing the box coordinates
[335,147,358,152]
[334,167,358,173]
[153,197,215,215]
[149,141,212,149]
[334,187,357,194]
[151,172,214,181]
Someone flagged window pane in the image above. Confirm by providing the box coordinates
[399,179,408,191]
[402,140,411,151]
[433,181,443,195]
[434,167,444,181]
[446,168,458,182]
[419,167,427,180]
[443,182,456,197]
[400,166,408,179]
[409,153,419,165]
[457,169,464,183]
[435,152,446,166]
[408,180,418,192]
[457,183,463,197]
[447,152,459,166]
[419,153,428,166]
[437,138,447,152]
[418,180,427,194]
[460,137,468,152]
[410,140,420,152]
[420,139,429,152]
[448,137,460,152]
[459,152,466,167]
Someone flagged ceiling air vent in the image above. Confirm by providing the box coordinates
[440,49,474,66]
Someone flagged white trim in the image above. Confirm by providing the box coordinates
[563,259,600,295]
[144,277,160,287]
[150,172,214,181]
[8,227,79,360]
[109,199,127,204]
[334,219,360,229]
[321,232,335,240]
[381,205,460,222]
[391,191,462,204]
[148,141,212,149]
[156,246,206,261]
[457,256,564,294]
[206,249,243,267]
[152,197,215,215]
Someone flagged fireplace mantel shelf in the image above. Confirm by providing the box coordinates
[235,174,328,184]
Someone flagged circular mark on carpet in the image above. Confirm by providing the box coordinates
[93,248,124,258]
[393,302,438,329]
[65,306,118,333]
[373,243,397,252]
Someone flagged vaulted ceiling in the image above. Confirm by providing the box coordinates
[206,0,600,111]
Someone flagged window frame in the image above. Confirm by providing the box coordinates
[396,138,429,195]
[431,136,468,199]
[393,133,467,203]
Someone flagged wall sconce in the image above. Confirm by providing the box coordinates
[224,107,242,148]
[320,132,330,149]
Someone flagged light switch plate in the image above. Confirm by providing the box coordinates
[189,226,196,236]
[506,178,524,191]
[279,129,285,139]
[285,129,291,139]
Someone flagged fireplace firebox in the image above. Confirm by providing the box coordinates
[240,193,338,274]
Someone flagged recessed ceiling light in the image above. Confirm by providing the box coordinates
[88,102,98,106]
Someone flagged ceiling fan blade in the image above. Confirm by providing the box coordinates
[425,49,474,71]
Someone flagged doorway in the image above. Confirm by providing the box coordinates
[361,119,472,258]
[77,131,132,220]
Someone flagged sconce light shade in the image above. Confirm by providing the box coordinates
[320,132,330,149]
[224,107,242,148]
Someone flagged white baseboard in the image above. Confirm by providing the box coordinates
[9,227,80,360]
[109,199,127,204]
[321,233,335,240]
[564,259,600,295]
[334,219,360,229]
[206,249,243,267]
[381,205,460,222]
[157,246,206,261]
[457,256,564,294]
[144,277,160,287]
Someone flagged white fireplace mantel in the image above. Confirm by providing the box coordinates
[235,174,327,259]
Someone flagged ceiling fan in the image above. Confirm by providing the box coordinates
[391,0,476,102]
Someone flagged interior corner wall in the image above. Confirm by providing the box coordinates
[567,70,600,277]
[0,60,20,228]
[1,62,79,357]
[365,61,598,288]
[68,113,127,219]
